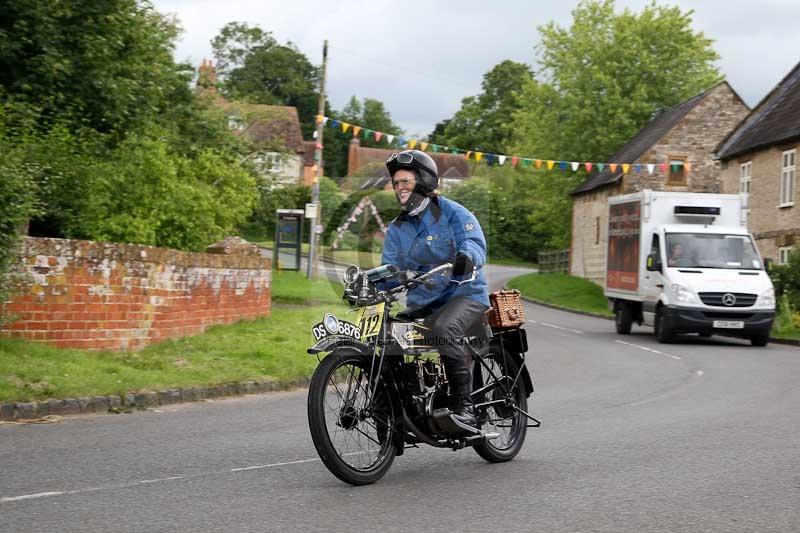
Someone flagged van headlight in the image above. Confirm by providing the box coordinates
[671,284,698,304]
[756,288,775,307]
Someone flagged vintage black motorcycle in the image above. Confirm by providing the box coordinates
[306,262,539,485]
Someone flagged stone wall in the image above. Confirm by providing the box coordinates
[720,143,800,261]
[2,237,271,351]
[570,183,622,286]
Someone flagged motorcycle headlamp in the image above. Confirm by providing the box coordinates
[343,265,360,284]
[323,313,340,334]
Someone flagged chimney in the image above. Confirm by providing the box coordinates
[347,138,361,176]
[197,58,218,91]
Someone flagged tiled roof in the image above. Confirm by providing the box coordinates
[221,103,306,154]
[572,83,726,195]
[716,60,800,159]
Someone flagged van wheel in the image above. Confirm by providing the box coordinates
[654,308,673,343]
[615,302,633,334]
[750,335,769,347]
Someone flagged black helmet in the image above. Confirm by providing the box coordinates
[386,150,439,192]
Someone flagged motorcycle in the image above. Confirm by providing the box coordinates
[306,262,540,485]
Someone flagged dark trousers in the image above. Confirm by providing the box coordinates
[423,297,489,396]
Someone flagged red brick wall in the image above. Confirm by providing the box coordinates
[2,237,272,351]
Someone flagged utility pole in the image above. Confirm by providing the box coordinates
[307,40,327,279]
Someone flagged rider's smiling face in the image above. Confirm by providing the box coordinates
[392,169,417,205]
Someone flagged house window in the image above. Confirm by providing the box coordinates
[778,246,794,264]
[667,156,687,186]
[595,217,600,245]
[780,149,795,206]
[740,161,752,195]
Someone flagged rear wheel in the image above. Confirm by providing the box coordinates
[615,301,633,334]
[472,348,529,463]
[307,349,397,485]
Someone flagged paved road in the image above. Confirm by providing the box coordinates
[2,267,799,532]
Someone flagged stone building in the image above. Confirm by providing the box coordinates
[716,60,800,264]
[570,81,750,286]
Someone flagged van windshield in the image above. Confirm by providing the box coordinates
[665,233,761,270]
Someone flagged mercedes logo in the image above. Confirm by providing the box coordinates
[722,293,737,306]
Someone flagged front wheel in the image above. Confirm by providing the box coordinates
[472,348,529,462]
[654,308,674,343]
[750,334,769,347]
[307,349,397,485]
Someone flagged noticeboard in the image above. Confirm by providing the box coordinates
[274,209,304,271]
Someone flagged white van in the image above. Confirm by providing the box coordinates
[604,190,775,346]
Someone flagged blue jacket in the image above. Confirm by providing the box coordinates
[381,196,489,312]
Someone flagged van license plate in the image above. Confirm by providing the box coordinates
[713,320,744,329]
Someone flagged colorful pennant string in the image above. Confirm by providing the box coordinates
[316,115,690,173]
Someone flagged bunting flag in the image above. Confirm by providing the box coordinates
[317,114,691,176]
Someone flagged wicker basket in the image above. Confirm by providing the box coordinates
[485,289,526,330]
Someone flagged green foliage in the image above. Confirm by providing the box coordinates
[0,0,191,137]
[447,167,548,261]
[72,130,257,251]
[512,0,721,162]
[430,60,533,154]
[502,0,722,251]
[211,21,319,138]
[244,183,311,241]
[324,96,404,178]
[769,250,800,312]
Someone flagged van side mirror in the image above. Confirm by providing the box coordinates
[646,252,662,272]
[764,258,773,272]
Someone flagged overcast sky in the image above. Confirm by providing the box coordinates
[154,0,800,138]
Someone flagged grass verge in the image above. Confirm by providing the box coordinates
[0,272,349,403]
[508,273,613,317]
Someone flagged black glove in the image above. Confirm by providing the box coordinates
[452,253,474,277]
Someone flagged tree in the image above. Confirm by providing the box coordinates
[0,0,191,138]
[211,22,319,138]
[432,60,533,154]
[509,0,722,251]
[512,0,722,163]
[323,95,403,178]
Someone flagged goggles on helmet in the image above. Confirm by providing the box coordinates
[387,152,415,165]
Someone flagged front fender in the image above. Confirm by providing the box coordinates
[307,335,374,355]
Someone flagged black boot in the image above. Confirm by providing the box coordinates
[448,369,478,431]
[452,394,477,429]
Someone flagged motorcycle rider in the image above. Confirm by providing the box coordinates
[381,149,490,430]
